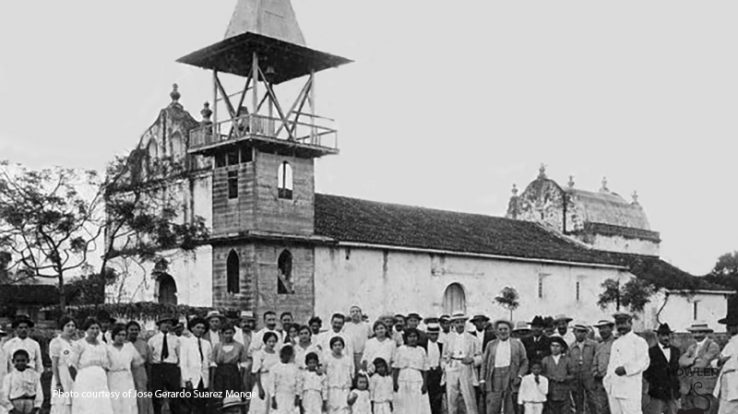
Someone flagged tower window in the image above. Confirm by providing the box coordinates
[240,147,252,163]
[278,162,293,199]
[227,171,238,199]
[575,281,581,301]
[215,153,226,168]
[226,250,240,294]
[226,151,239,166]
[538,274,548,299]
[277,250,293,294]
[693,301,699,320]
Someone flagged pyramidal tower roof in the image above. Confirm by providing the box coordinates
[225,0,306,46]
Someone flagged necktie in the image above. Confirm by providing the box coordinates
[198,338,204,361]
[162,334,169,361]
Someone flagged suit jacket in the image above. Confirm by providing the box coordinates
[679,338,720,369]
[180,335,213,388]
[603,331,650,400]
[644,344,680,401]
[471,329,497,352]
[479,338,528,393]
[567,339,597,389]
[542,355,573,401]
[522,335,551,364]
[442,332,482,385]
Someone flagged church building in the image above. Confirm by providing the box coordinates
[108,0,731,332]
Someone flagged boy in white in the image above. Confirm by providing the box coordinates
[270,345,303,414]
[517,360,548,414]
[0,350,42,414]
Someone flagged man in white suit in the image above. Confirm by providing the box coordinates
[604,312,650,414]
[442,312,482,414]
[180,316,213,414]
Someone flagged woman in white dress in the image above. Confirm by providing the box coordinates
[392,328,431,414]
[71,317,114,414]
[360,321,395,374]
[108,324,143,414]
[50,316,77,414]
[250,332,281,414]
[324,336,354,414]
[294,325,321,370]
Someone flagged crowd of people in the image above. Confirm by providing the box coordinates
[0,305,736,414]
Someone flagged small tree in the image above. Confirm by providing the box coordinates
[598,278,655,314]
[495,286,520,320]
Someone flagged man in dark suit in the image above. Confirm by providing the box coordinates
[426,322,445,414]
[644,323,681,414]
[522,315,551,365]
[470,314,496,351]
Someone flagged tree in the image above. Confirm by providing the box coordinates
[597,278,655,314]
[0,157,208,309]
[709,251,738,277]
[495,286,520,320]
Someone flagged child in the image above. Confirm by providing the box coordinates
[0,350,43,414]
[269,345,302,414]
[251,332,281,414]
[369,358,393,414]
[301,352,327,414]
[541,337,572,414]
[325,336,354,414]
[517,360,548,414]
[347,373,371,414]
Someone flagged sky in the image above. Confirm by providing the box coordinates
[1,1,737,275]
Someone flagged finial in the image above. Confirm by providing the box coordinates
[567,175,575,188]
[200,102,213,124]
[538,164,547,179]
[170,83,181,103]
[511,184,518,197]
[600,177,609,192]
[632,190,639,204]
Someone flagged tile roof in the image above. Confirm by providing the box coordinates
[313,193,725,291]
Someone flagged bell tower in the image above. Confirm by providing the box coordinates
[179,0,350,315]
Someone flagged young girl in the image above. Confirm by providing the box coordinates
[392,329,430,414]
[324,336,354,414]
[369,358,393,414]
[251,332,281,414]
[213,324,248,404]
[347,373,371,414]
[269,345,301,414]
[301,352,327,414]
[361,322,395,374]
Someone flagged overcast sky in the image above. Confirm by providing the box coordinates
[1,1,736,275]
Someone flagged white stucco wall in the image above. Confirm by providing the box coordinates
[584,234,659,256]
[314,245,632,327]
[642,291,729,333]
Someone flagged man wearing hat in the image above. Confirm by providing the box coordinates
[439,315,451,344]
[148,314,183,414]
[679,321,720,413]
[592,319,615,414]
[426,322,445,414]
[714,306,738,414]
[569,321,597,414]
[479,319,529,414]
[551,314,575,346]
[643,323,680,414]
[522,316,551,363]
[203,310,226,347]
[442,312,482,414]
[470,314,496,352]
[2,315,42,374]
[603,313,649,414]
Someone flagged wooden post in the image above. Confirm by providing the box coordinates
[309,70,316,144]
[212,70,218,137]
[252,52,259,134]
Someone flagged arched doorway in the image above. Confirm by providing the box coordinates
[443,283,466,314]
[156,273,177,305]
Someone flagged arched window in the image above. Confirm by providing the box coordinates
[227,250,240,294]
[277,250,293,294]
[170,132,183,158]
[146,139,158,175]
[277,162,293,199]
[156,273,177,305]
[442,283,466,315]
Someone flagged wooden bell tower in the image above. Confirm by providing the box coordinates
[179,0,350,315]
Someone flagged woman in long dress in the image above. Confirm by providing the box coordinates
[126,321,153,414]
[212,323,247,401]
[108,324,143,414]
[294,325,321,370]
[249,332,281,414]
[324,336,354,414]
[392,328,431,414]
[50,316,77,414]
[71,317,114,414]
[360,321,395,374]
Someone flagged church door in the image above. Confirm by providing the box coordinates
[443,283,466,315]
[157,274,178,305]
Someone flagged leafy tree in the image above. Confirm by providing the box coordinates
[0,157,208,309]
[597,278,655,314]
[709,251,738,277]
[495,286,520,320]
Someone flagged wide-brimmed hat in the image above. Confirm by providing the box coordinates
[553,314,572,323]
[220,395,247,410]
[205,310,226,321]
[612,312,633,322]
[187,316,208,331]
[426,322,440,333]
[572,321,589,331]
[156,314,177,325]
[593,319,615,328]
[11,315,34,329]
[424,317,440,325]
[439,314,451,322]
[449,312,468,322]
[550,336,568,349]
[655,323,674,335]
[406,313,422,321]
[530,315,545,327]
[470,314,490,323]
[686,321,713,333]
[240,310,255,320]
[512,321,531,332]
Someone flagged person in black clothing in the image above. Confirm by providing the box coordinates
[644,323,681,414]
[521,316,551,366]
[470,314,496,352]
[404,313,428,349]
[426,322,444,414]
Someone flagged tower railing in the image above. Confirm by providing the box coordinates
[188,113,338,153]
